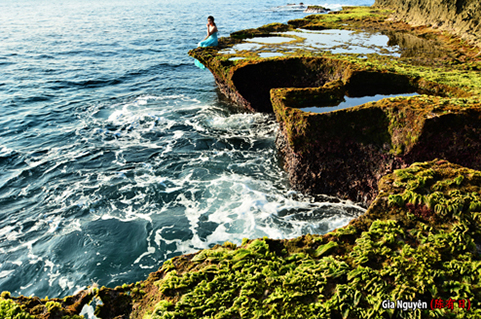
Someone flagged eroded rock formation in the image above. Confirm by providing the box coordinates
[190,8,481,203]
[304,6,330,13]
[375,0,481,48]
[273,85,481,204]
[3,4,481,318]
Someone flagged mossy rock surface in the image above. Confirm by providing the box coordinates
[23,160,478,319]
[189,6,481,112]
[189,5,481,203]
[0,289,95,319]
[273,84,481,203]
[131,160,481,319]
[5,4,481,319]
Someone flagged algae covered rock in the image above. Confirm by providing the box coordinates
[375,0,481,48]
[133,160,481,318]
[5,5,481,319]
[273,87,481,204]
[0,289,94,319]
[44,160,480,319]
[189,6,481,204]
[303,6,330,14]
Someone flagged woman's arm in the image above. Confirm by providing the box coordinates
[209,25,218,35]
[203,25,218,40]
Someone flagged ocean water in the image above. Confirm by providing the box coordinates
[0,0,373,298]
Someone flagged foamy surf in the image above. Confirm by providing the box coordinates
[0,0,375,298]
[2,93,364,296]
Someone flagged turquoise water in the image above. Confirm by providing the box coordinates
[0,0,372,298]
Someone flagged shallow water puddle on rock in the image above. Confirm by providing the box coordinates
[219,28,450,60]
[245,36,296,44]
[219,43,263,55]
[383,31,453,60]
[300,93,419,113]
[258,52,284,58]
[219,29,404,58]
[279,29,401,56]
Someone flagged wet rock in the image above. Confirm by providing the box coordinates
[0,289,95,319]
[4,5,481,319]
[304,6,330,13]
[273,88,481,205]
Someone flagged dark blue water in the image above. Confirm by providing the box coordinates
[0,0,372,298]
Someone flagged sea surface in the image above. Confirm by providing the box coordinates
[0,0,373,298]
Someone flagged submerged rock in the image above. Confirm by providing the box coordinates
[304,5,330,13]
[6,160,481,318]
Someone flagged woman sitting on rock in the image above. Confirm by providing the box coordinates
[194,16,218,69]
[199,16,218,47]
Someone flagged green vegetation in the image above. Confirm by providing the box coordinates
[125,161,481,319]
[7,162,481,319]
[288,6,392,30]
[0,298,35,319]
[5,5,481,319]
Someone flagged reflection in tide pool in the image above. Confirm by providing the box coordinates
[219,43,263,55]
[220,28,404,59]
[245,37,296,44]
[258,52,284,58]
[301,93,419,113]
[280,29,401,56]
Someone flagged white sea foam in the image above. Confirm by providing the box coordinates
[0,0,376,299]
[0,93,365,297]
[59,277,75,290]
[80,304,98,319]
[0,270,15,278]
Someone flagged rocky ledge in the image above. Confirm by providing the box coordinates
[274,87,481,204]
[3,2,481,318]
[3,160,481,318]
[189,5,481,205]
[375,0,481,48]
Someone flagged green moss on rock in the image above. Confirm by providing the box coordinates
[3,164,481,318]
[0,298,35,319]
[5,4,481,319]
[86,160,481,319]
[0,288,96,319]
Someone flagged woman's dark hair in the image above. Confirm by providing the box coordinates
[208,16,216,26]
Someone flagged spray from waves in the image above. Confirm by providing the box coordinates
[0,94,365,297]
[79,93,364,243]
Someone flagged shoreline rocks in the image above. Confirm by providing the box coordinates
[375,0,481,48]
[3,3,481,318]
[272,83,481,205]
[304,5,330,13]
[190,19,481,203]
[4,160,481,318]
